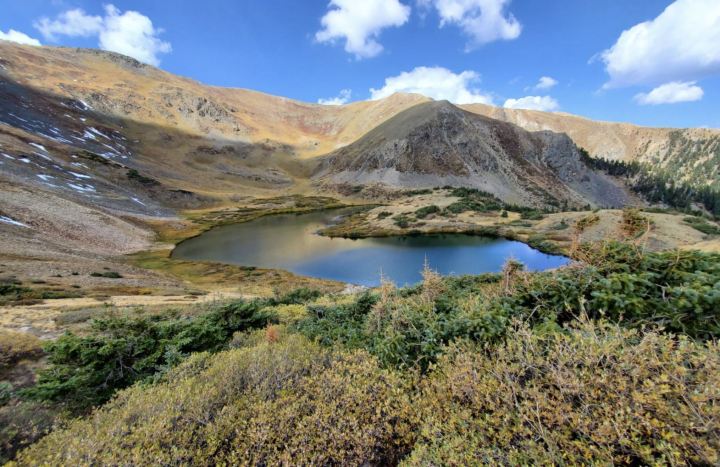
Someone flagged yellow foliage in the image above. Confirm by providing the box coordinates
[14,334,416,466]
[405,320,720,466]
[0,331,43,369]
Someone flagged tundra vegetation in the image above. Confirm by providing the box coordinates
[3,240,719,465]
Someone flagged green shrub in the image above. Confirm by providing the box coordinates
[393,214,412,228]
[90,271,123,279]
[376,210,392,219]
[520,209,545,220]
[126,169,159,186]
[575,212,600,231]
[684,216,720,235]
[23,298,275,410]
[414,205,440,219]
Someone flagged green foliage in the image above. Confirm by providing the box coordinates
[392,214,412,228]
[684,216,720,235]
[24,299,279,410]
[580,147,720,216]
[15,321,720,466]
[0,278,83,306]
[10,242,720,464]
[298,242,720,372]
[520,209,545,220]
[505,242,720,339]
[126,169,159,186]
[22,288,324,410]
[376,210,392,219]
[620,207,651,237]
[90,271,123,278]
[414,205,440,219]
[575,212,600,231]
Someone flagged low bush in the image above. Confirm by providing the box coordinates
[90,271,123,279]
[16,336,416,466]
[393,214,412,228]
[620,207,651,238]
[414,205,440,219]
[684,216,720,235]
[23,288,322,411]
[407,321,720,465]
[575,212,600,232]
[298,242,720,371]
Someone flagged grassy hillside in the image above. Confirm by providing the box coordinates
[6,241,720,465]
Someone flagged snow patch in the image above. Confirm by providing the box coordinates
[0,215,28,228]
[36,174,54,182]
[131,197,146,206]
[29,142,47,152]
[67,183,96,193]
[69,171,91,179]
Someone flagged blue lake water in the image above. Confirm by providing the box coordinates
[172,208,570,286]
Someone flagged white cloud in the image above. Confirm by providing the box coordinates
[503,95,559,111]
[98,5,172,66]
[600,0,720,87]
[318,89,352,105]
[370,66,493,104]
[0,29,41,46]
[34,4,171,66]
[533,76,558,90]
[634,81,703,105]
[422,0,521,49]
[316,0,411,59]
[35,9,103,41]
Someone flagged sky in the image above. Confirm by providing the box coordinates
[1,0,719,128]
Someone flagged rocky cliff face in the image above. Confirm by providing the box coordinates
[315,102,633,208]
[462,103,720,189]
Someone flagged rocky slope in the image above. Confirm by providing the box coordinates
[462,104,720,189]
[314,101,632,207]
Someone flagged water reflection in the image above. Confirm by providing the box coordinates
[172,208,569,286]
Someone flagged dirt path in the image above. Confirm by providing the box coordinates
[0,291,248,337]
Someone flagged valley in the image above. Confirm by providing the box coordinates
[1,41,719,464]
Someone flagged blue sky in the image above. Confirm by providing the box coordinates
[1,0,719,128]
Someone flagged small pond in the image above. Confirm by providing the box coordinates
[172,208,570,286]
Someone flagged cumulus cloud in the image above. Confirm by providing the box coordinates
[34,4,171,66]
[370,66,493,104]
[634,81,703,105]
[318,89,353,105]
[533,76,558,90]
[316,0,411,59]
[600,0,720,87]
[35,9,103,40]
[421,0,521,49]
[503,95,559,111]
[0,29,41,46]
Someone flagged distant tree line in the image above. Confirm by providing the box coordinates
[579,148,720,217]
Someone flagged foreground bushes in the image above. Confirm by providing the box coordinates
[10,242,720,464]
[14,322,720,465]
[298,242,720,370]
[24,289,321,410]
[15,335,416,465]
[406,321,720,465]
